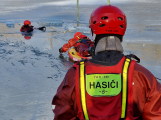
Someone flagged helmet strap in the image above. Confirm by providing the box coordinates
[90,29,96,41]
[95,36,123,55]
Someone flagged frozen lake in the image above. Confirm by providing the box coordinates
[0,0,161,120]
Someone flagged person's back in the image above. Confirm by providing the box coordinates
[52,5,161,120]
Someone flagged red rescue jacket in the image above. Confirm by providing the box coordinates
[20,25,33,32]
[52,53,161,120]
[75,56,136,120]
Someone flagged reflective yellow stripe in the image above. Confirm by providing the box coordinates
[77,36,89,40]
[121,58,131,118]
[77,36,80,39]
[80,61,89,120]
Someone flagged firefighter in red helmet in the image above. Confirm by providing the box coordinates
[52,5,161,120]
[20,20,34,33]
[59,32,94,57]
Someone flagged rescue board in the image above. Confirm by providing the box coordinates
[68,48,91,61]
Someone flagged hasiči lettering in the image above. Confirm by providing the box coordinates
[90,80,118,89]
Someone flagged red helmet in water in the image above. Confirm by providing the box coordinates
[74,32,82,39]
[89,5,127,36]
[24,36,31,40]
[24,20,31,25]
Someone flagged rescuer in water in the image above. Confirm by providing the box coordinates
[52,5,161,120]
[20,20,34,33]
[20,20,46,33]
[59,32,94,57]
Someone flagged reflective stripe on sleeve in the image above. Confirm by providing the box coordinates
[77,36,80,39]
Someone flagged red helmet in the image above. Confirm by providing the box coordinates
[24,20,31,25]
[89,5,127,36]
[74,32,82,39]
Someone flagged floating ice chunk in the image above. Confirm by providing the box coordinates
[6,21,15,27]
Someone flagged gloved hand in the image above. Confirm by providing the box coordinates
[38,27,46,31]
[59,47,63,53]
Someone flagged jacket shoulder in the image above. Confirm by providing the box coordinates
[133,63,156,87]
[134,63,154,78]
[72,62,79,68]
